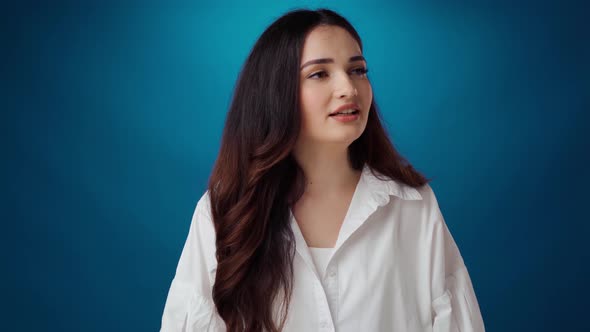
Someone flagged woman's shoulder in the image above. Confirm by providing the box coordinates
[363,165,438,207]
[190,190,216,249]
[414,182,441,211]
[194,189,213,219]
[365,166,445,229]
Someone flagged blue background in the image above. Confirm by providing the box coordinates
[4,0,589,331]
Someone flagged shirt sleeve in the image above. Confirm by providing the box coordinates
[430,218,485,332]
[160,192,225,332]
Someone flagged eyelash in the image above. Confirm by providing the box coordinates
[308,67,369,79]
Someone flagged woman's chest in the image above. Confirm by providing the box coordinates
[291,196,353,248]
[285,211,434,331]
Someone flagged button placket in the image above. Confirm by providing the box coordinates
[323,264,339,323]
[314,278,335,331]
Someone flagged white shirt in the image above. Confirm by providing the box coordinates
[309,246,335,293]
[309,247,334,279]
[160,165,485,331]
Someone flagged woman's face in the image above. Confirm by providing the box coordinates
[298,25,372,147]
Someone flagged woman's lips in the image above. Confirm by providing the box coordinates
[329,112,360,122]
[330,103,360,115]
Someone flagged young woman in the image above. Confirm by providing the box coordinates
[161,8,485,332]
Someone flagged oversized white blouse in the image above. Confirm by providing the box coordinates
[160,165,485,331]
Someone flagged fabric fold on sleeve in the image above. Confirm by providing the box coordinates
[160,192,224,332]
[426,191,485,332]
[432,266,485,332]
[161,280,219,331]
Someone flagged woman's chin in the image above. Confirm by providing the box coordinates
[320,132,364,146]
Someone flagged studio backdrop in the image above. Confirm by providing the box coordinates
[5,0,588,331]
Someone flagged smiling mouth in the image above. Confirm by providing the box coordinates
[329,110,360,116]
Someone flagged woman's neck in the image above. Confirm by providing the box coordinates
[292,142,361,197]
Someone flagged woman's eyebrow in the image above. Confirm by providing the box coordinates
[300,55,365,70]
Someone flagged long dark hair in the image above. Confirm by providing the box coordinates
[208,8,430,331]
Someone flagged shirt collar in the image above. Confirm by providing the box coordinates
[290,164,423,278]
[333,164,423,250]
[360,164,423,202]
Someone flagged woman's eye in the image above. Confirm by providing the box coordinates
[307,68,368,80]
[351,67,369,77]
[309,71,328,79]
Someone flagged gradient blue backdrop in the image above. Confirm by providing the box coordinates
[4,0,589,331]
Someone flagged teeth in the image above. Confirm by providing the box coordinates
[335,109,357,115]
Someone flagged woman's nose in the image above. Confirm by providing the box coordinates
[334,73,358,98]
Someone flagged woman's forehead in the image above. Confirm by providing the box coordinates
[301,25,362,62]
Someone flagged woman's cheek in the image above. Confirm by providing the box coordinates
[302,88,325,117]
[361,83,372,111]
